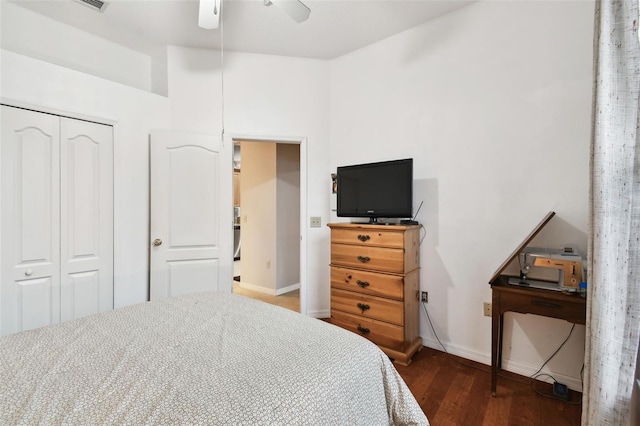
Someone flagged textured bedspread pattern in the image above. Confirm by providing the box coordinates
[1,292,428,425]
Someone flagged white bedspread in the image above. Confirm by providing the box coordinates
[1,292,428,425]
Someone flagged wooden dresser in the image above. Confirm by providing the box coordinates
[328,223,422,365]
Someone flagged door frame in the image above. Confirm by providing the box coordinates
[0,98,118,127]
[227,133,307,316]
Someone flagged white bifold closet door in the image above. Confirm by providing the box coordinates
[1,105,113,336]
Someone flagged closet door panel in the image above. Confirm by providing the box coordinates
[1,106,61,335]
[60,118,113,322]
[17,277,56,332]
[64,271,100,320]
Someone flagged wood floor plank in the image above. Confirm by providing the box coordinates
[430,370,475,426]
[395,346,582,426]
[482,385,512,426]
[420,358,457,418]
[459,366,492,425]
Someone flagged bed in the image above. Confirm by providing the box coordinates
[0,292,428,425]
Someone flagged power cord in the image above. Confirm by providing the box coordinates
[529,373,582,405]
[421,301,491,375]
[420,300,583,403]
[529,323,575,378]
[514,324,583,397]
[526,323,583,404]
[421,300,448,354]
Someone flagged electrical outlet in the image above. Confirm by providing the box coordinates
[266,260,271,269]
[483,302,492,317]
[421,291,428,303]
[310,217,321,228]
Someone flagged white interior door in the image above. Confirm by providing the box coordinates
[1,106,61,335]
[60,117,113,321]
[150,130,232,301]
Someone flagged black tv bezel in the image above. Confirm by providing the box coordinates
[336,158,413,222]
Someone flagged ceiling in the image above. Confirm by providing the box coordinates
[11,0,474,60]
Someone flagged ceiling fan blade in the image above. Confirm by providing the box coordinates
[269,0,311,23]
[199,0,221,29]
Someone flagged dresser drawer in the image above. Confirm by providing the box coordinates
[331,288,404,325]
[331,243,404,273]
[330,310,404,350]
[331,266,404,300]
[331,227,404,248]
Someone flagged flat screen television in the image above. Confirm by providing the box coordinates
[336,158,413,223]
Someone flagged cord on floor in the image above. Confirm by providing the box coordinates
[420,300,583,403]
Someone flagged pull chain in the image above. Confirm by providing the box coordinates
[220,0,225,143]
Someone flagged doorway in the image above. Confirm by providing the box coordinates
[231,138,302,313]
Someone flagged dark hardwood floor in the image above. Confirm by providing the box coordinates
[394,347,582,426]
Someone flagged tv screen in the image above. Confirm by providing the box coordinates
[337,158,413,222]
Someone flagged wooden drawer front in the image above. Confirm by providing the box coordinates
[497,289,586,324]
[331,288,404,325]
[331,228,404,248]
[331,243,404,273]
[330,310,404,350]
[331,266,404,301]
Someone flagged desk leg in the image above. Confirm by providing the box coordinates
[491,315,498,396]
[498,314,504,370]
[491,294,500,397]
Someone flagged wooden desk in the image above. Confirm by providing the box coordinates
[490,275,586,396]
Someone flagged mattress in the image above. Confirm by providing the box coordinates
[0,292,428,425]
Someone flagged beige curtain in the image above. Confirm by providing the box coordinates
[583,0,640,424]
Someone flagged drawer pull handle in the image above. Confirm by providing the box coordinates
[357,325,371,335]
[357,256,371,263]
[357,303,371,312]
[357,234,371,242]
[357,280,370,288]
[531,300,562,309]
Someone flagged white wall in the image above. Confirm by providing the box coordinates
[240,141,278,292]
[276,143,301,292]
[0,2,153,93]
[0,50,170,309]
[329,0,593,389]
[167,46,331,316]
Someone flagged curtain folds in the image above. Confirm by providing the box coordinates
[583,0,640,424]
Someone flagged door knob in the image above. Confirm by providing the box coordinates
[153,238,163,247]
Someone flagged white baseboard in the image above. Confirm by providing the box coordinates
[275,283,300,296]
[237,282,274,295]
[421,335,584,392]
[237,281,300,296]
